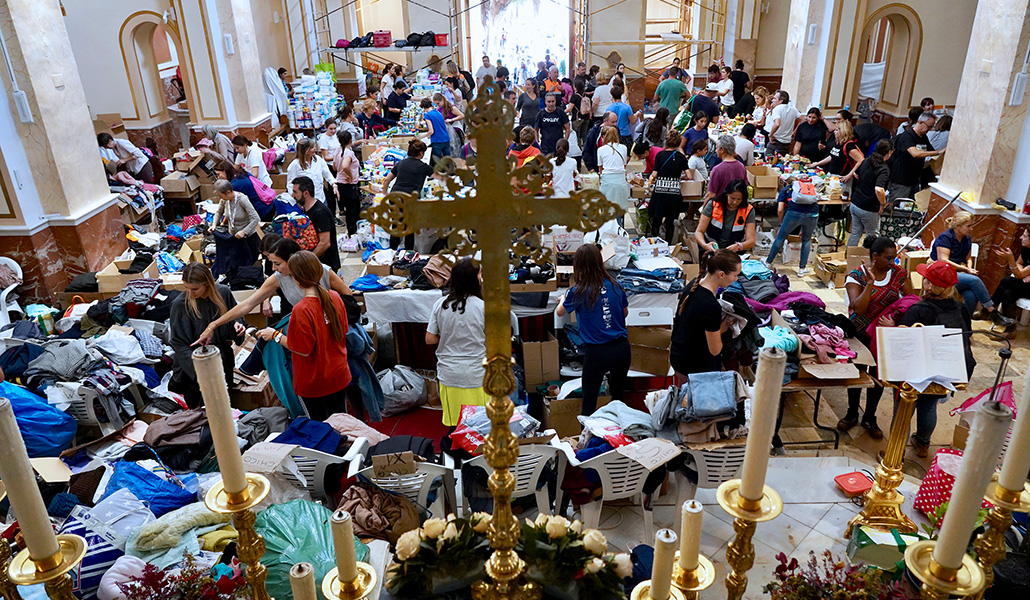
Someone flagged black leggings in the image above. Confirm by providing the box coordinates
[649,200,678,242]
[324,182,338,218]
[338,183,361,235]
[846,364,884,422]
[992,276,1030,314]
[302,387,348,421]
[581,337,631,416]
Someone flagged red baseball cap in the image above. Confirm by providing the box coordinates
[917,261,958,288]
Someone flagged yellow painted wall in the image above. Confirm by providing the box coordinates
[250,0,293,77]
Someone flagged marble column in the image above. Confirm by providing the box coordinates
[0,0,122,303]
[939,0,1030,207]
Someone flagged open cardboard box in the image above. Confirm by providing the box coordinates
[523,333,559,387]
[232,289,267,328]
[97,258,159,292]
[814,250,848,288]
[681,170,704,197]
[544,378,614,438]
[746,166,779,194]
[627,307,673,376]
[161,173,200,195]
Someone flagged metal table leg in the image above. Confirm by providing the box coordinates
[810,390,841,449]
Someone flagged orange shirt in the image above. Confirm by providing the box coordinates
[289,292,351,397]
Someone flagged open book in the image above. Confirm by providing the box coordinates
[876,326,968,390]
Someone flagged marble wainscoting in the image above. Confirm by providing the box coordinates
[922,190,1030,293]
[0,202,123,304]
[125,119,181,161]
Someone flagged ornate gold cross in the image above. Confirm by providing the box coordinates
[369,77,622,598]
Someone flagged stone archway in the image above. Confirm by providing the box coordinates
[118,11,196,128]
[850,4,922,116]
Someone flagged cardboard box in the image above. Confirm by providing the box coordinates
[952,421,970,450]
[161,173,200,194]
[746,166,779,191]
[198,183,217,202]
[798,337,875,379]
[631,185,649,199]
[160,273,186,292]
[551,227,584,253]
[511,277,558,293]
[365,263,392,277]
[900,250,931,273]
[633,237,670,258]
[814,250,848,288]
[230,377,278,411]
[271,173,288,191]
[523,333,560,387]
[846,245,866,272]
[626,307,674,376]
[543,395,612,438]
[232,289,267,328]
[97,258,159,292]
[174,151,205,174]
[176,236,205,264]
[556,265,574,287]
[680,173,704,198]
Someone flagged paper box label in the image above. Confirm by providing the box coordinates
[372,451,416,477]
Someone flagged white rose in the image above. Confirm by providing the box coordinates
[612,553,632,578]
[472,513,491,534]
[446,513,457,522]
[441,522,459,542]
[583,529,608,555]
[545,516,569,539]
[535,512,549,527]
[395,529,422,561]
[423,518,446,539]
[585,557,605,574]
[525,517,536,528]
[569,520,583,534]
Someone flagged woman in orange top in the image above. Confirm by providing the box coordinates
[258,251,351,420]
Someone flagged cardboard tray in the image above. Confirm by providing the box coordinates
[97,259,159,293]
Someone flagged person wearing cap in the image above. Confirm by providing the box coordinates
[690,83,721,125]
[894,260,976,457]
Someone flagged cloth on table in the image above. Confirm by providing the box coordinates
[740,259,772,280]
[143,409,208,447]
[674,371,745,422]
[584,400,656,441]
[25,339,103,382]
[617,270,685,295]
[336,480,422,543]
[132,329,165,359]
[92,330,148,365]
[134,502,231,551]
[797,323,856,364]
[324,412,390,446]
[2,321,44,340]
[758,326,799,352]
[789,300,858,338]
[236,407,291,447]
[718,298,750,336]
[865,294,922,357]
[745,291,826,314]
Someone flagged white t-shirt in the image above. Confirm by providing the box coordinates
[751,105,767,126]
[550,156,578,197]
[427,296,517,388]
[380,75,394,102]
[475,65,497,83]
[592,84,614,117]
[717,79,734,107]
[111,139,148,174]
[735,137,755,166]
[318,132,341,158]
[688,155,709,181]
[286,156,334,203]
[769,103,801,144]
[235,145,272,186]
[597,143,628,174]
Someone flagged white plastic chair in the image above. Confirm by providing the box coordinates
[672,445,747,531]
[462,435,560,516]
[356,461,458,516]
[1017,298,1030,326]
[276,439,368,502]
[0,257,23,327]
[65,385,124,435]
[551,437,678,542]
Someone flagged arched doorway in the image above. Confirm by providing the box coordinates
[850,5,922,117]
[119,12,196,128]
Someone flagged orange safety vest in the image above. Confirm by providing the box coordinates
[707,202,754,246]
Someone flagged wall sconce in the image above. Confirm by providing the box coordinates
[807,23,818,45]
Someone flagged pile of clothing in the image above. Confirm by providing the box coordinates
[646,371,751,444]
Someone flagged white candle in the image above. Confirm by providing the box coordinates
[192,347,248,495]
[677,500,704,571]
[650,528,678,600]
[331,509,359,583]
[289,562,317,600]
[933,401,1011,570]
[738,347,786,502]
[999,367,1030,492]
[0,398,61,561]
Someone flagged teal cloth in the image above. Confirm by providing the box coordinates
[263,315,305,418]
[758,326,799,352]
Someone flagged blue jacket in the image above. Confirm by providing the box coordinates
[346,324,385,422]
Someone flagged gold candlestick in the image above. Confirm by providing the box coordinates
[320,563,378,600]
[970,476,1030,600]
[846,381,962,538]
[204,473,272,600]
[716,479,783,600]
[671,552,716,600]
[630,581,687,600]
[903,539,985,600]
[0,482,22,600]
[6,534,87,600]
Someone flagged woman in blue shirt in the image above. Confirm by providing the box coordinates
[930,211,1015,327]
[422,97,451,165]
[556,244,630,415]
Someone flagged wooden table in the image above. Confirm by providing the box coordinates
[774,371,877,449]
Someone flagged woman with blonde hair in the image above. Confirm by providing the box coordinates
[930,210,1015,327]
[596,125,630,225]
[170,263,245,408]
[748,86,771,131]
[356,98,397,138]
[257,251,351,420]
[286,137,335,210]
[813,118,864,191]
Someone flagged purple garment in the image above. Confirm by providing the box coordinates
[745,291,825,313]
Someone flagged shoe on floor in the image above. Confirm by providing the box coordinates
[972,309,989,321]
[837,415,859,432]
[861,419,884,440]
[761,258,772,269]
[991,310,1016,327]
[910,435,929,458]
[797,267,810,277]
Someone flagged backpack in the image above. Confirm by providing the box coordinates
[280,214,318,251]
[420,31,436,47]
[406,33,422,48]
[791,178,819,204]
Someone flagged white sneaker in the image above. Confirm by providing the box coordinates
[760,258,772,269]
[798,267,810,277]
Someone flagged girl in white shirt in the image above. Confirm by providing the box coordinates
[718,66,734,109]
[286,137,335,206]
[317,118,341,161]
[232,135,272,186]
[550,139,580,197]
[596,127,629,224]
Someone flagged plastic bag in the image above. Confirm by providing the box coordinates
[100,461,197,517]
[377,365,427,417]
[449,404,541,455]
[583,220,631,270]
[2,381,76,457]
[25,304,58,336]
[255,500,369,600]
